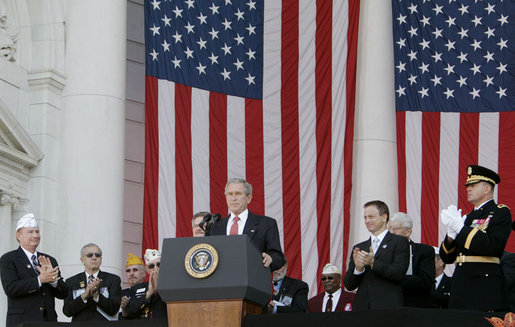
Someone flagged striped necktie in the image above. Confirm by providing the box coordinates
[31,254,40,275]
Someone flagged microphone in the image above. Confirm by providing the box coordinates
[199,213,221,236]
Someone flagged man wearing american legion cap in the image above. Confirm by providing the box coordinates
[439,164,511,311]
[125,249,167,320]
[0,213,68,327]
[120,253,146,319]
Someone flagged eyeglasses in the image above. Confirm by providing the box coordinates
[86,253,102,258]
[147,262,160,269]
[126,268,140,273]
[321,276,334,281]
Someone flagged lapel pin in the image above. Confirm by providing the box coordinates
[26,264,31,269]
[251,229,255,232]
[382,244,387,248]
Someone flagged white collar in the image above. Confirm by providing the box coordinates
[230,209,249,223]
[85,271,99,280]
[371,229,388,243]
[325,287,342,297]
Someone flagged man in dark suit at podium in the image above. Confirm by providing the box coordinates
[209,178,285,271]
[268,259,309,313]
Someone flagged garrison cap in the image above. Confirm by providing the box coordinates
[465,165,500,186]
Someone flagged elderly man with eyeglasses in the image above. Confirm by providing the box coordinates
[63,243,121,321]
[307,263,355,312]
[125,249,167,321]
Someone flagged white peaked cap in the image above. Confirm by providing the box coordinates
[322,263,341,275]
[144,249,161,265]
[16,213,38,231]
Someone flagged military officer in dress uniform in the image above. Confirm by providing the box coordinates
[439,164,511,311]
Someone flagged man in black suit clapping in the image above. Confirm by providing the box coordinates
[0,214,68,327]
[344,200,410,310]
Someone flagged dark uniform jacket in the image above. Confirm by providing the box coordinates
[433,274,452,309]
[344,232,410,310]
[0,247,68,327]
[501,251,515,312]
[308,289,355,312]
[440,199,511,311]
[272,276,309,313]
[125,281,167,320]
[63,270,121,321]
[209,210,285,271]
[402,241,435,307]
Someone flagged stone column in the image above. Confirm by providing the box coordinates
[59,0,126,279]
[0,191,18,322]
[350,1,398,248]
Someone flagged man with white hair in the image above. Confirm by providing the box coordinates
[343,200,409,310]
[389,212,435,307]
[267,258,309,313]
[63,243,121,321]
[0,213,68,327]
[308,263,354,312]
[125,249,167,321]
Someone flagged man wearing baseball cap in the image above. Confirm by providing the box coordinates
[0,213,68,327]
[125,249,167,320]
[439,164,511,311]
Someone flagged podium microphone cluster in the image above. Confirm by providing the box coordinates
[199,213,221,236]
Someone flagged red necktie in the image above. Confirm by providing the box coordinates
[325,294,333,312]
[229,216,240,235]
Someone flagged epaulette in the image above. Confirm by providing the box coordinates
[498,204,510,209]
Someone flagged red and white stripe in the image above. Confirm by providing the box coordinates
[397,111,515,251]
[143,0,360,297]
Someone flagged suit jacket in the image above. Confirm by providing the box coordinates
[273,276,309,313]
[501,251,515,312]
[0,247,68,327]
[63,270,121,321]
[125,281,167,320]
[440,199,511,311]
[433,274,452,309]
[209,210,285,271]
[402,241,435,307]
[307,289,355,312]
[344,232,410,310]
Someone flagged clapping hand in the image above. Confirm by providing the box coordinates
[38,256,60,284]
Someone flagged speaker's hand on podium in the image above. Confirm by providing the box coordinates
[262,253,272,268]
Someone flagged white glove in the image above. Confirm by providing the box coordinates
[441,205,464,239]
[447,215,464,235]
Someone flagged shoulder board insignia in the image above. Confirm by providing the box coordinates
[498,204,510,209]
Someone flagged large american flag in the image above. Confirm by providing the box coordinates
[143,0,360,296]
[393,0,515,249]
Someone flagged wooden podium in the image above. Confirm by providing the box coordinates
[158,235,272,327]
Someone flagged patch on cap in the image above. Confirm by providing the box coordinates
[322,263,341,275]
[144,249,161,265]
[16,213,38,231]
